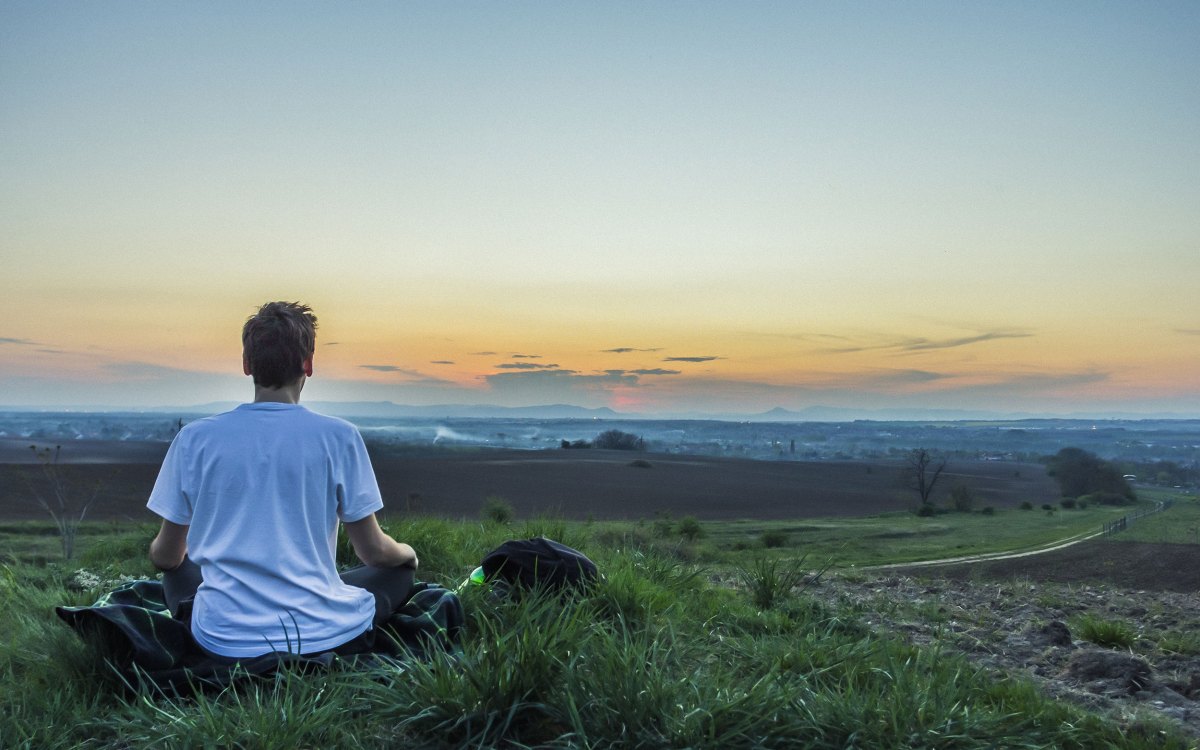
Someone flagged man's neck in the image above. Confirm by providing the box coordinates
[252,377,305,404]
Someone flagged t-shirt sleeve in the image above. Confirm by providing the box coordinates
[146,433,194,525]
[337,428,385,523]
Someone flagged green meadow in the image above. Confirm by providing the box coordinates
[2,497,1194,748]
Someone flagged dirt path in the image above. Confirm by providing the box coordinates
[865,528,1105,570]
[865,501,1169,571]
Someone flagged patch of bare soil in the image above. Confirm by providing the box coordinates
[370,449,1057,521]
[915,539,1200,593]
[0,444,1060,523]
[801,544,1200,742]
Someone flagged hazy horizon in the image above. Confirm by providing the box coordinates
[3,4,1198,418]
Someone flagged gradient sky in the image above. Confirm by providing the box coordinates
[2,3,1198,416]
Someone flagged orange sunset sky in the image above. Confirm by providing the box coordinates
[2,4,1198,417]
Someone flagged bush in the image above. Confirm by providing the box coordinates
[651,512,673,539]
[1020,501,1034,511]
[1045,447,1135,501]
[917,503,937,517]
[676,516,703,542]
[1060,498,1076,509]
[1073,614,1136,649]
[760,530,789,548]
[593,430,644,451]
[1080,491,1135,507]
[950,485,973,513]
[482,496,514,524]
[981,506,995,516]
[736,555,809,610]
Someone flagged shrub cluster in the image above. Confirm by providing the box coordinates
[1045,448,1135,502]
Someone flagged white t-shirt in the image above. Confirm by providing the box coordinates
[147,403,383,657]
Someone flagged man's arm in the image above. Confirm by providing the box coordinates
[149,519,189,571]
[344,513,418,569]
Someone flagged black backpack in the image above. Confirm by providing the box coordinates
[480,537,598,592]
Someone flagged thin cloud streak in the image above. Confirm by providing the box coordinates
[902,332,1034,351]
[819,330,1033,354]
[603,347,662,353]
[495,362,560,370]
[358,365,455,385]
[0,337,36,345]
[664,356,721,363]
[601,368,681,377]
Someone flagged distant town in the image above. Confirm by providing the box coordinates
[2,409,1197,490]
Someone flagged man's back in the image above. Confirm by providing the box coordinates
[148,403,383,657]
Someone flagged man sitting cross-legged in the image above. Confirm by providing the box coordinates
[147,301,418,661]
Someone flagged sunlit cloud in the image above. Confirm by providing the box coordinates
[358,365,454,385]
[597,369,681,376]
[430,360,455,365]
[511,354,542,359]
[902,332,1034,351]
[103,361,207,380]
[603,347,662,353]
[664,356,722,363]
[837,369,948,387]
[960,369,1110,393]
[470,351,497,356]
[820,330,1032,355]
[484,369,637,407]
[495,362,560,370]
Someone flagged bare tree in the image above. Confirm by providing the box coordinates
[907,448,946,506]
[25,444,101,559]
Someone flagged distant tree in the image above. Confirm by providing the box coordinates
[1045,448,1135,501]
[906,448,946,505]
[594,429,645,451]
[23,444,100,559]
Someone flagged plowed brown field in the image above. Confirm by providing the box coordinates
[0,438,1058,522]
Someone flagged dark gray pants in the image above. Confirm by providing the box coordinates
[162,557,416,627]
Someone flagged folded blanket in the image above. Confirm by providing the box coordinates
[57,579,463,695]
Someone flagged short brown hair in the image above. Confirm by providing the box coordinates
[242,301,318,388]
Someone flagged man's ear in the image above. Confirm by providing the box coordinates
[302,357,313,377]
[243,354,252,377]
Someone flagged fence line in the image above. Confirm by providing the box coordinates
[1102,500,1172,536]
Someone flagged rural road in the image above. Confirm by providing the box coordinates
[864,501,1169,571]
[862,528,1106,571]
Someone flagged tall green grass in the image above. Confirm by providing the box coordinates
[1,516,1192,748]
